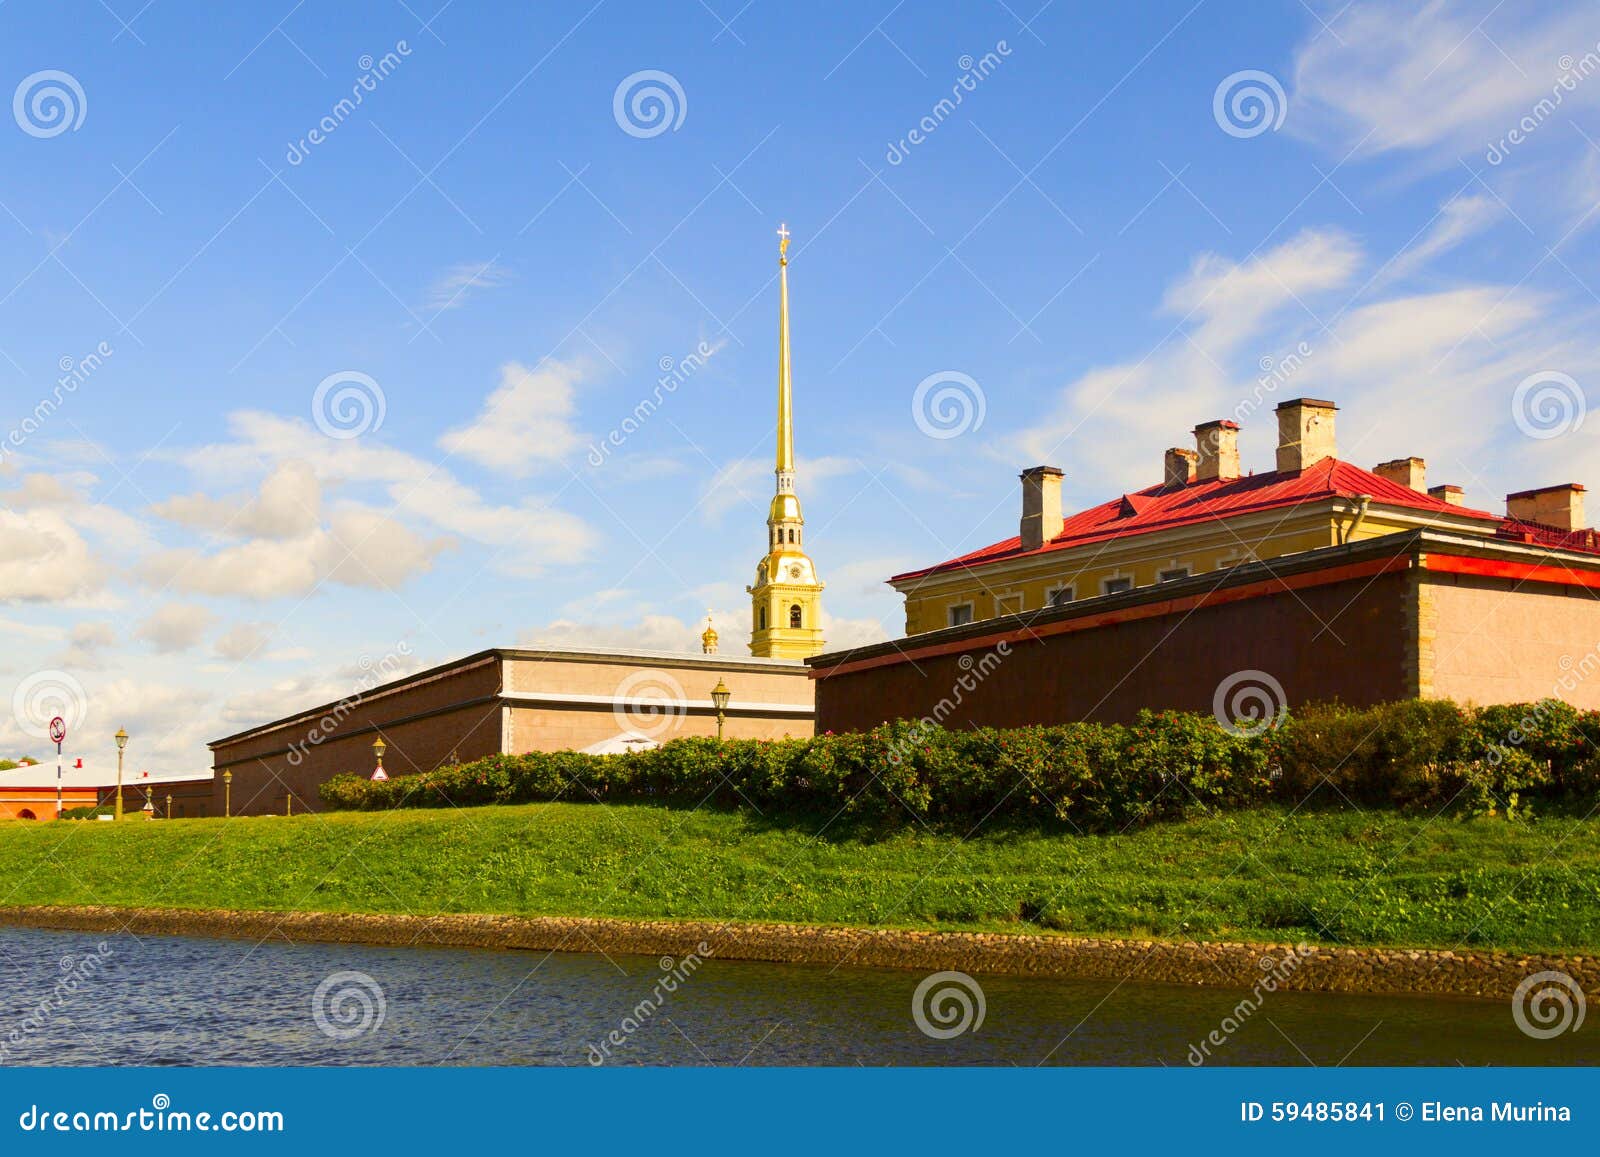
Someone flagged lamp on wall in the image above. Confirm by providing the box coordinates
[113,728,128,820]
[710,679,731,742]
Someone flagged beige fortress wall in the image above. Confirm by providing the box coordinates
[1423,573,1600,708]
[502,650,815,751]
[212,649,818,815]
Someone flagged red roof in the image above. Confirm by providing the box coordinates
[891,458,1501,583]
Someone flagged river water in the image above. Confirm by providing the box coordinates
[0,927,1592,1066]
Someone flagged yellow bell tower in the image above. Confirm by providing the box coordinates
[748,222,825,659]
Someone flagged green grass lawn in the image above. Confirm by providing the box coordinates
[1,802,1597,953]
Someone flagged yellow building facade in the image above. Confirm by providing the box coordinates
[748,224,825,659]
[891,399,1566,636]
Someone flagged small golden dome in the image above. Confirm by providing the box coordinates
[769,492,802,522]
[700,614,719,654]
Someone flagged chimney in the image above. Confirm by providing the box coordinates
[1428,484,1465,507]
[1192,420,1240,482]
[1164,447,1197,488]
[1373,457,1426,492]
[1507,483,1586,531]
[1020,466,1065,551]
[1275,398,1338,473]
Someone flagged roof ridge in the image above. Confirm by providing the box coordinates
[890,456,1500,583]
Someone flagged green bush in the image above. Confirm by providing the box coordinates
[318,700,1600,829]
[60,805,114,819]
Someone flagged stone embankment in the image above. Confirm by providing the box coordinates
[1,905,1588,1000]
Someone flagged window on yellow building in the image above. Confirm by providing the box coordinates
[1103,577,1133,595]
[948,603,974,627]
[1158,567,1190,582]
[1047,585,1074,607]
[996,593,1022,616]
[789,604,803,629]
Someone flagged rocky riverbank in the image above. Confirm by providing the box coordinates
[1,904,1588,999]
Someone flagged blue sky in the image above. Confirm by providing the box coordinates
[2,0,1598,773]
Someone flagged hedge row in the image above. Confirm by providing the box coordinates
[319,699,1600,830]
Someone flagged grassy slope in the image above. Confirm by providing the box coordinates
[0,803,1597,953]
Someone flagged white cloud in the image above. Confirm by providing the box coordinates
[522,613,714,653]
[143,502,453,600]
[135,602,217,653]
[1379,194,1503,284]
[1163,228,1362,357]
[1290,1,1600,161]
[1014,220,1600,512]
[698,455,862,524]
[1019,230,1364,477]
[164,410,594,586]
[424,259,512,312]
[818,611,892,652]
[438,359,589,477]
[0,508,105,602]
[153,460,321,539]
[213,622,274,662]
[58,619,116,668]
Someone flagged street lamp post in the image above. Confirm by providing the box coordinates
[710,679,731,742]
[371,736,388,781]
[165,793,172,820]
[113,728,128,820]
[223,768,232,818]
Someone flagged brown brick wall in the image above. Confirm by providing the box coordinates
[814,569,1416,732]
[210,657,503,816]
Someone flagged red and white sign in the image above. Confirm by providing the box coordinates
[48,717,66,745]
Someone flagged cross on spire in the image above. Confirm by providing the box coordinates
[777,221,790,259]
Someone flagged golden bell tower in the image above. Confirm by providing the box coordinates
[748,223,825,659]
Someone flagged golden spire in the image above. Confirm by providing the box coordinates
[700,612,719,655]
[747,222,824,660]
[775,222,795,480]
